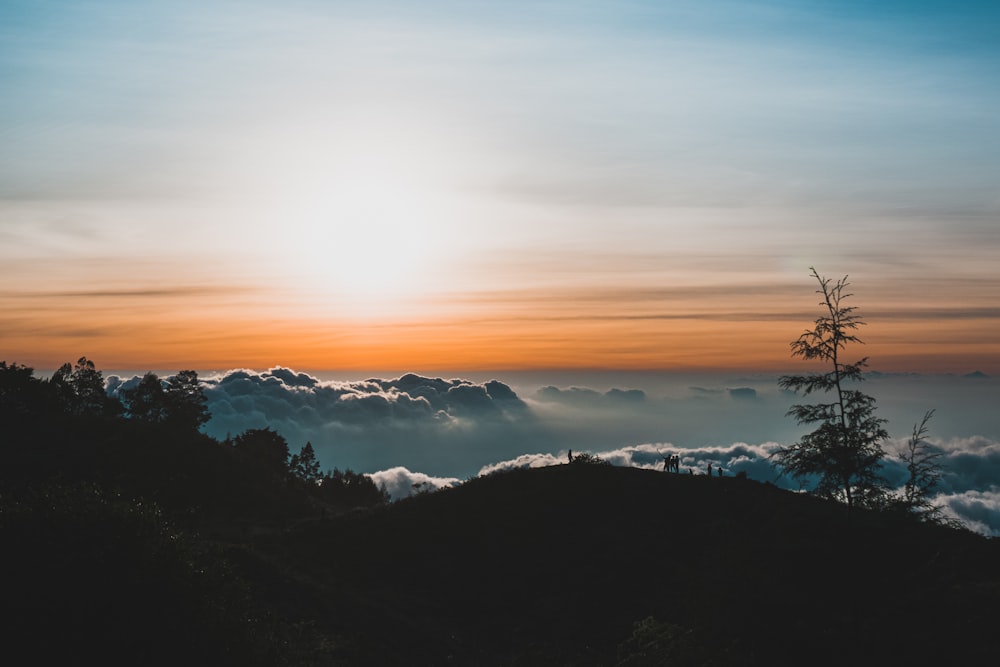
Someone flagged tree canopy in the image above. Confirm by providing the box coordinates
[51,356,119,416]
[164,370,211,432]
[121,370,210,432]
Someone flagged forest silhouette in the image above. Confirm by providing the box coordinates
[1,358,388,665]
[2,355,999,665]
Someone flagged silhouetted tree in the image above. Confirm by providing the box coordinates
[121,372,169,423]
[0,361,43,416]
[49,361,77,411]
[70,356,106,414]
[289,442,322,484]
[316,468,389,508]
[772,269,889,512]
[121,370,209,431]
[164,370,210,432]
[569,452,610,466]
[50,356,119,416]
[232,428,290,476]
[894,410,950,524]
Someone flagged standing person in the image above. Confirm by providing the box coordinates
[707,462,713,477]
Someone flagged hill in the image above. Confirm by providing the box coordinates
[251,463,1000,665]
[5,359,997,665]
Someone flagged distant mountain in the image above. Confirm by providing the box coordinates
[964,370,990,379]
[255,464,1000,666]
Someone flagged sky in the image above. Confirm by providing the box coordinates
[2,0,1000,373]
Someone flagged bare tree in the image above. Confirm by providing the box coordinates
[895,410,954,525]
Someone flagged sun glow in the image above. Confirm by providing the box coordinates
[264,123,465,319]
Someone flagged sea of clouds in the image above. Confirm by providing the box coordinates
[108,367,1000,535]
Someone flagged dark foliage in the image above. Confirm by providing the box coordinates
[164,369,211,431]
[3,357,997,666]
[773,269,889,510]
[0,360,46,416]
[262,464,999,666]
[289,441,323,484]
[51,356,122,417]
[121,370,210,432]
[232,427,292,476]
[889,410,957,526]
[1,358,392,663]
[315,468,390,509]
[569,451,611,466]
[617,616,745,666]
[121,371,169,422]
[0,484,298,666]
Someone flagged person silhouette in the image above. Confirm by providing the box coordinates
[568,449,573,464]
[707,462,713,477]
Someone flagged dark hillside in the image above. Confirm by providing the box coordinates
[6,361,994,664]
[257,464,1000,665]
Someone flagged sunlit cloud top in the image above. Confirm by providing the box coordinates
[3,0,999,371]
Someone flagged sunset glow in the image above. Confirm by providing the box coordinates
[3,0,999,374]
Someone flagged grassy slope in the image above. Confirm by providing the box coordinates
[253,464,1000,665]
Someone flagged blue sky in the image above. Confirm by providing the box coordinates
[5,2,999,531]
[2,0,999,371]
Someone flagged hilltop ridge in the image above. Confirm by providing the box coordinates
[255,463,1000,665]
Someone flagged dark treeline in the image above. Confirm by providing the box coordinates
[1,358,388,523]
[0,357,388,665]
[3,356,999,666]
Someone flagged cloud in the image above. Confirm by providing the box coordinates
[197,368,526,430]
[879,434,1000,496]
[728,387,758,400]
[105,368,1000,534]
[189,368,717,478]
[480,442,784,481]
[521,378,805,456]
[934,488,1000,537]
[478,452,566,476]
[367,467,461,501]
[606,388,647,403]
[474,437,1000,536]
[534,385,647,408]
[105,374,137,396]
[145,367,532,477]
[936,437,1000,495]
[536,386,603,406]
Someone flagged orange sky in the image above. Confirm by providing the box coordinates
[4,2,999,376]
[4,272,997,374]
